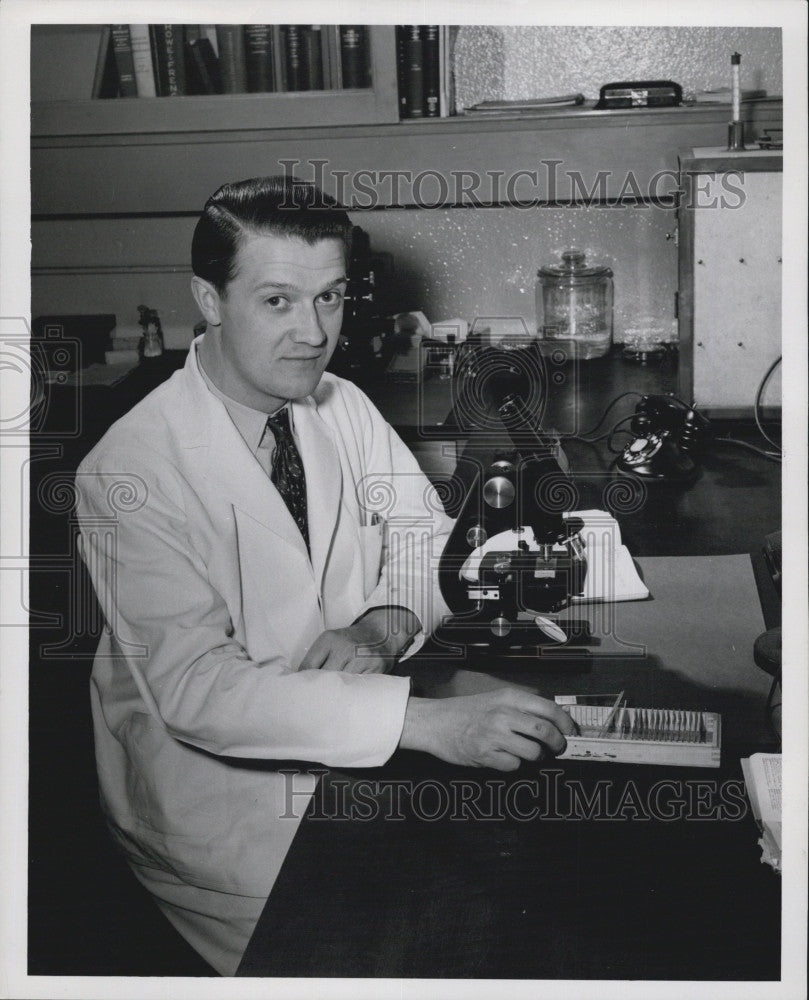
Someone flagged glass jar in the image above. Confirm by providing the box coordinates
[536,250,614,359]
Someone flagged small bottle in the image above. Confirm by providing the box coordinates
[137,305,164,359]
[536,250,613,360]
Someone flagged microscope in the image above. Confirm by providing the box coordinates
[436,335,591,664]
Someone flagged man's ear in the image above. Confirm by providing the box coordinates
[191,276,223,327]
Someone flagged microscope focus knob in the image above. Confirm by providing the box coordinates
[466,525,487,548]
[483,476,516,508]
[483,461,516,509]
[490,617,512,637]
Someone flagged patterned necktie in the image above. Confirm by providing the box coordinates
[266,409,309,551]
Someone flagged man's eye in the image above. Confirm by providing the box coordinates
[318,290,344,306]
[265,296,288,309]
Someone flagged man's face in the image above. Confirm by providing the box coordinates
[211,231,347,412]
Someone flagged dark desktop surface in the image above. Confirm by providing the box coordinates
[27,344,781,977]
[238,754,780,980]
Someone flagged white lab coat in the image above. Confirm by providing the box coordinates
[76,340,452,937]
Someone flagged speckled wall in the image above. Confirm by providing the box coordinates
[359,204,677,342]
[33,206,678,346]
[455,26,783,108]
[32,26,781,351]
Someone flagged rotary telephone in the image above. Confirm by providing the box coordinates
[616,394,711,483]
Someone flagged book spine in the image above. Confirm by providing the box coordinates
[244,25,274,92]
[303,26,324,90]
[216,25,247,93]
[91,26,115,99]
[150,25,186,96]
[201,25,219,56]
[320,25,332,89]
[340,25,366,88]
[328,26,342,88]
[110,24,138,97]
[438,25,447,117]
[283,25,305,91]
[186,38,223,95]
[272,26,286,91]
[395,26,408,118]
[403,26,424,118]
[129,24,156,97]
[423,25,439,117]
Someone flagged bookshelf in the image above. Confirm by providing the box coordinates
[30,25,399,136]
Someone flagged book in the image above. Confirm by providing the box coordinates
[91,27,119,99]
[302,26,324,91]
[201,24,219,56]
[320,25,332,89]
[403,26,423,117]
[283,25,305,91]
[422,25,439,117]
[110,25,138,97]
[340,25,367,88]
[326,26,341,88]
[244,24,274,92]
[441,26,459,117]
[395,26,408,118]
[741,753,782,872]
[150,25,186,96]
[216,24,247,93]
[272,27,286,91]
[186,37,223,95]
[129,24,156,97]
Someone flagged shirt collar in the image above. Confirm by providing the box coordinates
[196,344,292,455]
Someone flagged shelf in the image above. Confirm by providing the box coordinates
[31,100,783,217]
[31,26,398,137]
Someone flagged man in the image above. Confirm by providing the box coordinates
[76,175,575,975]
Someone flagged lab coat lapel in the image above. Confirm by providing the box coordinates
[292,398,343,590]
[179,341,309,560]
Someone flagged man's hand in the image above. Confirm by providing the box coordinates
[399,688,578,771]
[299,606,420,674]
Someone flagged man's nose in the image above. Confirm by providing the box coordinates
[294,303,328,346]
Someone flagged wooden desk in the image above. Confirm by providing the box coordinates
[238,563,781,980]
[238,755,780,979]
[238,348,782,980]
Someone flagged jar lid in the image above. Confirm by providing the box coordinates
[537,249,613,280]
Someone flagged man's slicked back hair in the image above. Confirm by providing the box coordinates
[191,175,353,295]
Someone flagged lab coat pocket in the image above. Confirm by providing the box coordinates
[359,519,385,600]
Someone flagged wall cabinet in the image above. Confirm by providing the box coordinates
[31,26,399,138]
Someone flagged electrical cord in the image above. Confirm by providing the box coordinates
[764,674,782,746]
[754,356,782,453]
[606,415,639,453]
[712,437,782,463]
[571,391,643,441]
[713,355,783,463]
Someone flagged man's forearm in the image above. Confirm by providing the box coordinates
[351,605,421,658]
